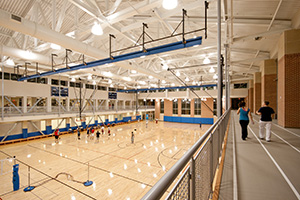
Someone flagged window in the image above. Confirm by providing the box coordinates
[179,88,187,91]
[28,78,37,83]
[194,99,201,115]
[75,82,81,88]
[70,82,75,87]
[158,89,165,92]
[98,86,107,90]
[60,80,67,86]
[160,101,164,113]
[173,100,178,114]
[11,73,21,81]
[168,89,176,92]
[37,77,47,84]
[234,83,248,89]
[86,84,94,89]
[181,100,190,115]
[51,79,59,85]
[0,72,10,80]
[213,98,217,115]
[109,87,116,91]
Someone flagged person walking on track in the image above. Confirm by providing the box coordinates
[237,101,254,140]
[256,101,275,142]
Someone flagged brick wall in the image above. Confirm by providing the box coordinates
[261,74,277,113]
[164,100,173,116]
[278,53,300,127]
[248,88,254,112]
[178,99,182,116]
[201,98,214,118]
[190,99,195,117]
[155,100,160,119]
[254,83,261,112]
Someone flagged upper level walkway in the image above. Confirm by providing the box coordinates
[219,111,300,200]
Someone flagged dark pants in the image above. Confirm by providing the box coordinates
[239,120,249,140]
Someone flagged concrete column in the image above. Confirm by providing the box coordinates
[248,80,254,112]
[190,99,195,117]
[261,59,277,114]
[46,119,52,134]
[46,97,51,112]
[66,97,70,111]
[201,98,214,118]
[278,29,300,127]
[254,72,261,112]
[22,121,28,138]
[23,96,27,113]
[123,100,126,109]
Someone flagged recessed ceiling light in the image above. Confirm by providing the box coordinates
[50,43,61,50]
[162,0,178,10]
[91,22,103,36]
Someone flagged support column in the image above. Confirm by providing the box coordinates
[46,119,52,134]
[254,72,261,112]
[278,29,300,127]
[155,100,160,119]
[66,118,71,130]
[66,97,70,111]
[190,99,195,117]
[46,97,51,113]
[261,59,277,115]
[23,96,27,113]
[22,121,28,139]
[248,80,254,112]
[178,99,182,117]
[201,98,214,118]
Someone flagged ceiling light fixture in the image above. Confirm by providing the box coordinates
[149,75,153,79]
[171,83,175,87]
[123,77,131,81]
[131,70,137,74]
[103,71,113,77]
[108,79,112,84]
[185,77,189,82]
[6,58,15,66]
[92,80,96,85]
[203,57,210,64]
[192,81,196,85]
[213,74,218,79]
[91,22,103,36]
[209,67,215,73]
[162,80,166,84]
[162,0,178,10]
[176,71,180,76]
[162,64,168,70]
[87,75,92,80]
[50,43,61,50]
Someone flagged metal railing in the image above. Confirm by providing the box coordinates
[142,108,231,200]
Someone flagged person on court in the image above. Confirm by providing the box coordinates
[77,128,81,140]
[108,126,111,136]
[237,101,254,140]
[131,131,135,144]
[86,127,90,138]
[256,101,275,142]
[54,129,60,143]
[96,130,100,141]
[101,125,104,135]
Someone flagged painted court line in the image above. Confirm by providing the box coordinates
[253,119,300,154]
[249,127,300,200]
[272,123,300,138]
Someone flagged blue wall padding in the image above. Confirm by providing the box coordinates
[22,129,28,139]
[0,115,144,142]
[164,116,214,124]
[46,126,52,135]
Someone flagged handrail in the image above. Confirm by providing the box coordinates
[141,108,231,200]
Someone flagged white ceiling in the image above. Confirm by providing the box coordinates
[0,0,300,88]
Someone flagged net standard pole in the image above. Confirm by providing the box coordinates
[217,0,223,117]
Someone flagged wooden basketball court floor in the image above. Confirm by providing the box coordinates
[0,121,210,200]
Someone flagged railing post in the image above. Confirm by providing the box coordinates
[190,158,195,200]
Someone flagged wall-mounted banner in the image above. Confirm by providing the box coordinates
[51,87,69,97]
[108,92,117,99]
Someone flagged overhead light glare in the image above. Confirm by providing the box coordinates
[91,22,103,36]
[162,0,178,10]
[149,75,153,79]
[209,67,215,73]
[71,77,75,82]
[92,80,96,85]
[176,71,180,76]
[203,57,210,64]
[50,43,61,50]
[103,71,113,77]
[6,58,15,66]
[162,80,166,84]
[185,77,189,82]
[87,75,92,80]
[123,77,132,81]
[213,74,218,79]
[131,70,137,74]
[171,83,175,86]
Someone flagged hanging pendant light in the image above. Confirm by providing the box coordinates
[162,0,178,10]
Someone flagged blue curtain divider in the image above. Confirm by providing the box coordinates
[164,116,213,124]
